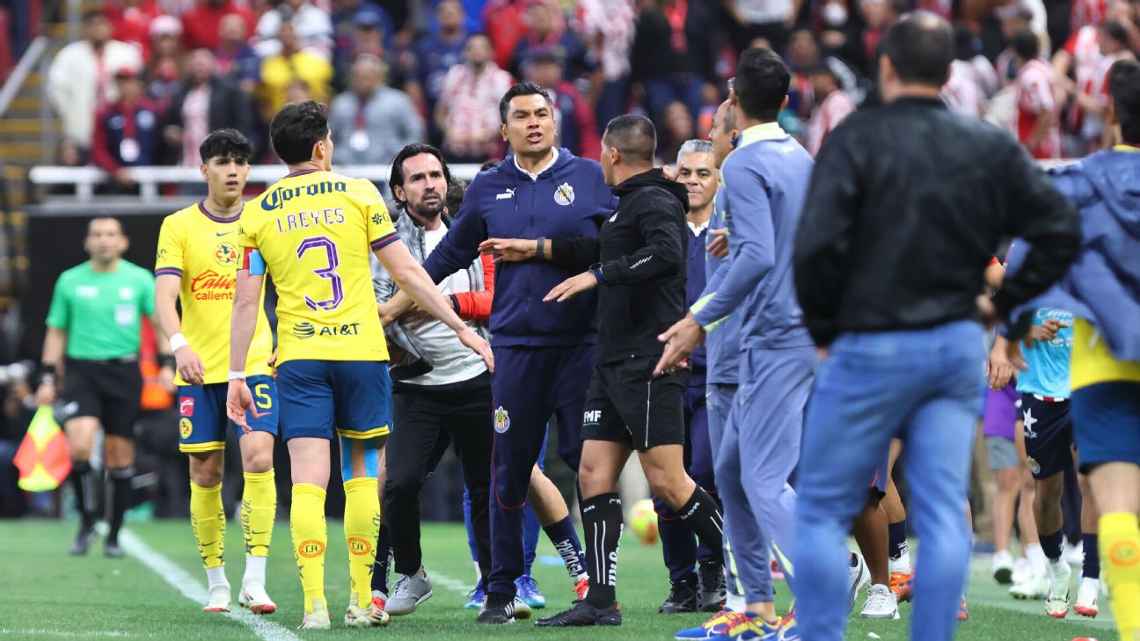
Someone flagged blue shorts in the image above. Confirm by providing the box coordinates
[178,375,278,453]
[276,360,392,441]
[1072,381,1140,473]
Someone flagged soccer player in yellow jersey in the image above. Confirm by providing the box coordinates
[153,129,279,615]
[226,101,493,630]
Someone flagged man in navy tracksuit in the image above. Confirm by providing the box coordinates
[422,82,616,623]
[654,139,725,614]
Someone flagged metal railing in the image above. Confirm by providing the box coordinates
[0,36,48,119]
[28,164,486,203]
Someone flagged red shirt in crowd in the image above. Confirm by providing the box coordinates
[105,0,161,58]
[180,1,256,51]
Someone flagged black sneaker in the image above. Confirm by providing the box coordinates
[104,541,125,558]
[535,600,622,627]
[659,578,699,614]
[698,563,726,612]
[69,525,94,556]
[476,595,527,624]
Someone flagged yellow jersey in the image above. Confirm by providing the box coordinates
[155,202,275,385]
[238,169,397,365]
[1070,318,1140,390]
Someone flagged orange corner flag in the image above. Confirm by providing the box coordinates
[14,406,71,492]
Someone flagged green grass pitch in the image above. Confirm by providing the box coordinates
[0,519,1116,640]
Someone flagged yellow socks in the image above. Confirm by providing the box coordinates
[241,470,276,587]
[291,483,328,614]
[344,477,380,610]
[190,481,225,571]
[241,470,276,557]
[1100,512,1140,641]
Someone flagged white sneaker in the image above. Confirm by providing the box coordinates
[847,552,871,610]
[1074,577,1099,618]
[299,600,331,630]
[511,596,532,620]
[1064,541,1084,566]
[238,583,277,615]
[1045,560,1072,618]
[860,584,900,619]
[1009,570,1049,600]
[345,594,391,628]
[992,550,1014,585]
[203,582,231,613]
[1012,557,1031,585]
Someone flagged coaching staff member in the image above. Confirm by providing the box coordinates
[790,12,1080,641]
[410,81,614,623]
[35,217,173,557]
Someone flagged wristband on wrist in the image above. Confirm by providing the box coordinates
[158,354,175,369]
[169,332,189,352]
[536,237,546,260]
[227,370,247,381]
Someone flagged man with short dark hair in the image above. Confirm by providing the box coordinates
[419,82,612,624]
[513,114,724,627]
[153,129,278,614]
[656,47,815,640]
[226,100,491,630]
[790,12,1080,641]
[36,217,173,557]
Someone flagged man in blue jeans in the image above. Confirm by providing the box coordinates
[791,13,1080,641]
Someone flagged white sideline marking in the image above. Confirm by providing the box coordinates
[428,570,475,596]
[118,530,302,641]
[0,631,134,638]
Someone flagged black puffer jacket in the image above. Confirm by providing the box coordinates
[794,97,1081,345]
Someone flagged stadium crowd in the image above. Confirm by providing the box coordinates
[41,0,1140,183]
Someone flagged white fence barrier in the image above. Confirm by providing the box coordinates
[27,164,486,202]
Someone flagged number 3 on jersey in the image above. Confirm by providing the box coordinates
[297,236,343,311]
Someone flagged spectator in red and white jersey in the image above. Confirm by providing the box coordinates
[436,33,513,163]
[1071,21,1137,149]
[1011,29,1060,159]
[1071,0,1108,35]
[994,3,1037,87]
[578,0,636,134]
[180,0,256,51]
[806,59,855,156]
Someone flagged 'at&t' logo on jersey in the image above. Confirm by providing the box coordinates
[191,270,236,302]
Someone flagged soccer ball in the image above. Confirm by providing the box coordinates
[629,498,658,545]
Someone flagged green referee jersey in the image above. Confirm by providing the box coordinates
[45,260,156,360]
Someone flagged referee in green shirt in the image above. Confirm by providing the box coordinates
[34,217,173,557]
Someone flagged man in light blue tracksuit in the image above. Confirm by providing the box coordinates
[658,49,815,638]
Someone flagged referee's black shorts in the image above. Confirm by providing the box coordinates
[582,356,687,452]
[59,357,142,438]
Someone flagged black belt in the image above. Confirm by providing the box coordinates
[68,356,138,366]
